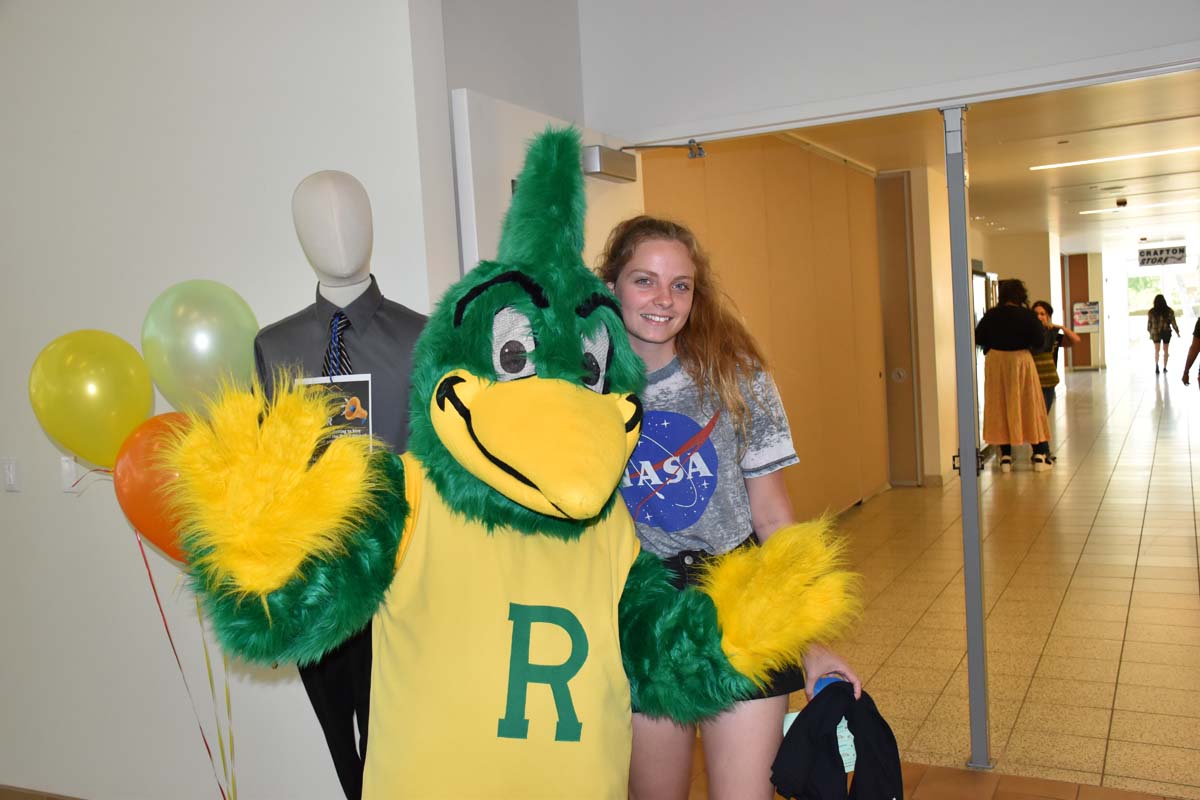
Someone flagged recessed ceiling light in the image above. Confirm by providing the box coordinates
[1031,145,1200,171]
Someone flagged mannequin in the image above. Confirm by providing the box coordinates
[292,170,374,307]
[254,170,425,800]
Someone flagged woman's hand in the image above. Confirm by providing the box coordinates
[802,643,862,700]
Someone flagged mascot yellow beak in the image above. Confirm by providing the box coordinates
[431,369,642,519]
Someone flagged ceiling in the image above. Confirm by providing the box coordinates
[794,69,1200,253]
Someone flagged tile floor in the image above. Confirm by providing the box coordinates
[726,366,1200,799]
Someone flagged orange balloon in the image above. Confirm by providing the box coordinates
[113,412,189,562]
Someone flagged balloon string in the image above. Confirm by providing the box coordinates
[225,651,238,800]
[135,532,228,800]
[70,467,112,489]
[198,597,232,796]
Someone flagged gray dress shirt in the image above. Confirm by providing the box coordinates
[254,275,426,451]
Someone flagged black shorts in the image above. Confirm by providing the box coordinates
[654,540,807,700]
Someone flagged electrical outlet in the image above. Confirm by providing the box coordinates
[1,458,18,492]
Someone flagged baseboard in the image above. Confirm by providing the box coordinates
[864,481,892,502]
[922,468,956,487]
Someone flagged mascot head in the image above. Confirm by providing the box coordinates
[407,128,644,538]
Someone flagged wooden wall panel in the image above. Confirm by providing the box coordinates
[701,138,772,357]
[642,136,889,520]
[846,168,889,498]
[760,138,825,520]
[808,154,861,513]
[640,150,710,245]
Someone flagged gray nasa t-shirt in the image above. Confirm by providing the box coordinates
[619,358,799,558]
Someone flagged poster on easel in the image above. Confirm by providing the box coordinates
[1073,301,1100,333]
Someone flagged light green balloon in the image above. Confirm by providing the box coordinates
[141,280,258,412]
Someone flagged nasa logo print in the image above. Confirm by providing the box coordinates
[619,409,719,532]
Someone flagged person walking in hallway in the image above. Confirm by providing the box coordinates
[975,279,1052,472]
[1147,293,1179,374]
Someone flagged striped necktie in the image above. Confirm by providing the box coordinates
[322,311,352,377]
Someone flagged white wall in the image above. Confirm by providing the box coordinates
[442,0,585,124]
[451,89,644,272]
[578,0,1200,143]
[1101,242,1135,367]
[968,223,991,272]
[988,232,1056,306]
[0,3,435,798]
[410,0,466,299]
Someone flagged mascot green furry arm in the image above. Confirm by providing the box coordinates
[167,128,858,797]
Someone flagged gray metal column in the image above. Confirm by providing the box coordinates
[940,104,992,769]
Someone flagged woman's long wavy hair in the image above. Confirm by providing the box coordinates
[1152,294,1169,315]
[597,215,767,441]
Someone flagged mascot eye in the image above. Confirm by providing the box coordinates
[492,306,537,381]
[581,326,611,393]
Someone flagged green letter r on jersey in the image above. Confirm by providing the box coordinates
[497,603,588,742]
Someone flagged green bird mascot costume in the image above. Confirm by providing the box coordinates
[167,129,859,799]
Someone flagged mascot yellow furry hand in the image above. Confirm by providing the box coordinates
[167,129,859,799]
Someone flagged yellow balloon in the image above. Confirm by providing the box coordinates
[29,330,154,467]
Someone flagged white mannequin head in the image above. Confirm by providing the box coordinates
[292,170,374,306]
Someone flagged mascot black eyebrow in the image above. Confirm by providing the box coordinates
[167,128,859,799]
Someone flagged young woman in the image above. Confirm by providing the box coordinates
[598,215,860,800]
[1031,300,1080,413]
[975,279,1052,472]
[1147,294,1180,374]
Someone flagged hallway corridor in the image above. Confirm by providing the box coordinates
[818,367,1200,797]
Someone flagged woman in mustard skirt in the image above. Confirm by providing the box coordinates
[975,279,1052,472]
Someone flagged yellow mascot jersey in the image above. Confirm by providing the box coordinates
[364,454,641,799]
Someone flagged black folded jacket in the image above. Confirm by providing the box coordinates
[771,681,903,800]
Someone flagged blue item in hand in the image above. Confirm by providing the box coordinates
[784,676,854,736]
[813,675,844,695]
